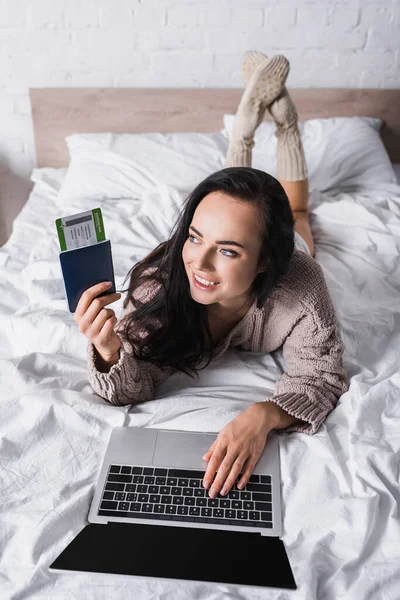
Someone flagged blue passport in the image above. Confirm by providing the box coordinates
[59,239,116,313]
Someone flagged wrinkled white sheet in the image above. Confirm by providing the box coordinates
[1,170,400,600]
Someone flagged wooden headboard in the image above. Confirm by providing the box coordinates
[30,88,400,167]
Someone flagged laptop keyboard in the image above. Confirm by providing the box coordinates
[98,465,273,529]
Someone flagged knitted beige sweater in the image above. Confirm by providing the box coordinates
[87,250,348,435]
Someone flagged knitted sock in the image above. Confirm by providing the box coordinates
[241,50,308,181]
[241,50,268,85]
[226,55,289,168]
[268,88,308,181]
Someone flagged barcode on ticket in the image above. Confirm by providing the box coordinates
[56,208,105,251]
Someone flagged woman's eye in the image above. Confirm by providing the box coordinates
[188,234,237,257]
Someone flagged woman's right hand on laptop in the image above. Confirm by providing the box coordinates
[75,281,122,364]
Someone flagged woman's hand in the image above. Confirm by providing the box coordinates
[202,402,280,498]
[74,281,122,363]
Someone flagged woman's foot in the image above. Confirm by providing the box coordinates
[232,54,290,140]
[242,50,297,129]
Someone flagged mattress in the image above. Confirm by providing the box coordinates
[1,167,400,599]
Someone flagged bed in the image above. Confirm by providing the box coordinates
[1,87,400,599]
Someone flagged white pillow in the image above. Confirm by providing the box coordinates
[224,115,396,192]
[58,131,229,203]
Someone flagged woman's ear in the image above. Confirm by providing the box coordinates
[258,265,267,273]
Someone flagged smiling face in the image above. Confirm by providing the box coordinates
[181,191,265,314]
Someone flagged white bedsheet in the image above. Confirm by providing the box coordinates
[1,170,400,600]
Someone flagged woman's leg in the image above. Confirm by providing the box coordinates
[268,88,315,257]
[240,51,315,257]
[225,55,289,168]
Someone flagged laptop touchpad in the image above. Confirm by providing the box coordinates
[153,431,215,469]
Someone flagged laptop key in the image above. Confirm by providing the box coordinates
[125,484,137,493]
[103,491,114,500]
[220,499,230,508]
[184,497,195,506]
[138,494,149,503]
[154,468,167,476]
[248,474,259,483]
[182,488,193,496]
[189,506,200,516]
[249,511,260,520]
[261,475,271,484]
[229,491,239,499]
[144,476,155,485]
[100,500,117,510]
[166,505,177,514]
[154,504,165,513]
[169,469,204,479]
[237,510,248,520]
[142,504,153,512]
[167,478,177,486]
[115,492,126,501]
[109,465,120,473]
[201,508,212,517]
[137,485,148,493]
[161,495,172,504]
[261,512,273,522]
[177,506,189,515]
[132,475,144,484]
[247,483,271,493]
[126,493,137,502]
[207,498,219,508]
[194,488,205,497]
[225,509,236,519]
[213,509,224,518]
[131,467,143,474]
[244,501,254,510]
[118,502,129,511]
[254,502,272,512]
[155,477,166,485]
[232,500,242,509]
[121,466,131,474]
[252,493,272,503]
[196,498,207,507]
[173,497,184,505]
[189,479,200,487]
[160,486,170,495]
[148,485,158,494]
[105,482,124,492]
[178,478,188,487]
[149,495,160,503]
[108,474,132,483]
[241,492,251,500]
[171,487,181,495]
[143,467,154,475]
[130,502,141,511]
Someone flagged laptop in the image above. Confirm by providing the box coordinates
[50,426,296,590]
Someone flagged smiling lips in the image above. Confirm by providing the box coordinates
[193,272,219,289]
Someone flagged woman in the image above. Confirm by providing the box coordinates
[75,52,348,500]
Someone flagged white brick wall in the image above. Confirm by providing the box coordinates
[0,0,399,187]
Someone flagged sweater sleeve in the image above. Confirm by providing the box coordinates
[87,274,175,406]
[266,269,349,435]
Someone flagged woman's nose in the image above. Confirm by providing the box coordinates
[196,250,214,272]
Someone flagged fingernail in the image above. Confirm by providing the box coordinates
[221,487,227,496]
[209,489,216,498]
[105,282,112,287]
[203,480,210,489]
[202,454,207,460]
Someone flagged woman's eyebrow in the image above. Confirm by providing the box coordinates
[189,225,245,249]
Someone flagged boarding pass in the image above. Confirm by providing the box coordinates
[55,208,106,252]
